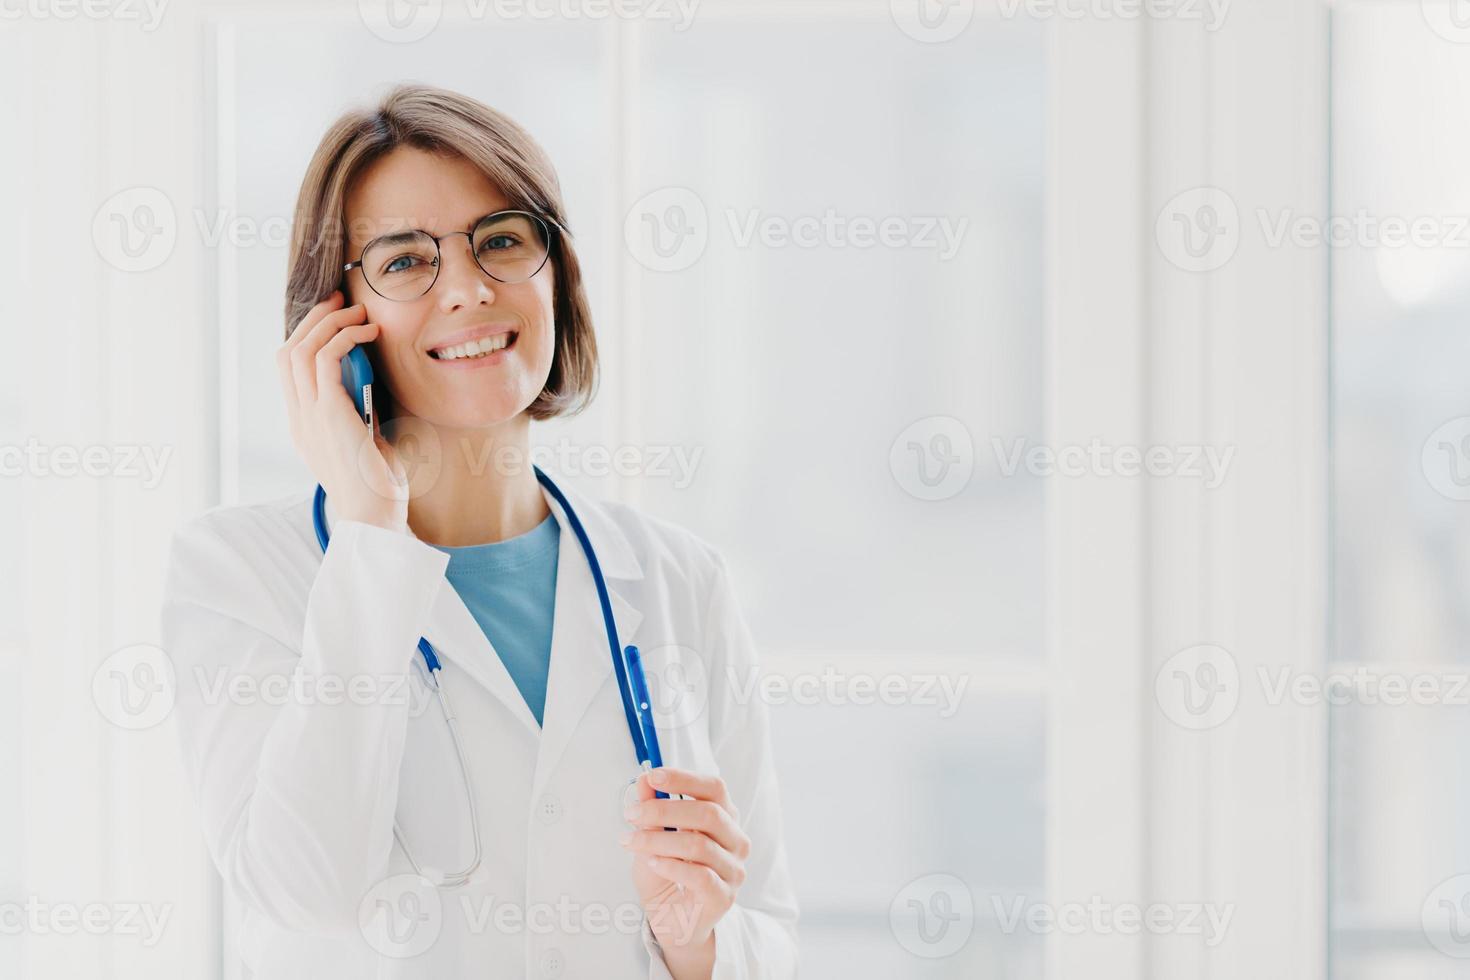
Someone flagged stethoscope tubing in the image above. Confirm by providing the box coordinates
[309,465,668,887]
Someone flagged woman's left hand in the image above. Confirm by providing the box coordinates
[621,767,750,977]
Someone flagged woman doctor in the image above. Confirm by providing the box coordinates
[160,83,799,979]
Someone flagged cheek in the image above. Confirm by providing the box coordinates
[530,282,558,360]
[365,307,424,378]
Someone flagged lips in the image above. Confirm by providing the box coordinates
[427,327,519,361]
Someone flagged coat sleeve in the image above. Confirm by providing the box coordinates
[159,512,450,934]
[641,550,802,979]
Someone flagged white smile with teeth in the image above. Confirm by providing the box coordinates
[432,333,515,360]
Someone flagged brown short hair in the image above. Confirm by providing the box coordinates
[283,83,598,420]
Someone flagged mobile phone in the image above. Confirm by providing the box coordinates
[340,346,374,429]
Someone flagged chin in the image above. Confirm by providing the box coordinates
[440,397,536,429]
[379,391,523,430]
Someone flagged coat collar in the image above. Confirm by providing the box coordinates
[406,473,646,802]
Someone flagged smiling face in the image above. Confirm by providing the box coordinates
[342,145,556,430]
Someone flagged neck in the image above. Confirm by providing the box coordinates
[396,415,549,548]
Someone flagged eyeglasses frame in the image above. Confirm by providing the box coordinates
[341,208,567,301]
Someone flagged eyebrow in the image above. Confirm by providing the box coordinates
[367,211,511,249]
[369,229,428,249]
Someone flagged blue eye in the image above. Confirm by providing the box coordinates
[481,234,519,252]
[383,254,432,275]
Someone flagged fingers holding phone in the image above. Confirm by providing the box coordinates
[277,290,409,533]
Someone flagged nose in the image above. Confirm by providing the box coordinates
[433,232,498,313]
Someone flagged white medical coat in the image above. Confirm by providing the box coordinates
[159,475,800,979]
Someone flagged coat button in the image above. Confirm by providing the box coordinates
[536,793,563,825]
[538,947,565,978]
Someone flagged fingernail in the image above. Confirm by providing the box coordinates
[645,857,659,867]
[618,834,631,847]
[649,769,666,785]
[623,805,641,821]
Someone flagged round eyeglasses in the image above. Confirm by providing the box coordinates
[343,210,560,302]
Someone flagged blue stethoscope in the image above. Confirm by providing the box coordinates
[311,465,667,888]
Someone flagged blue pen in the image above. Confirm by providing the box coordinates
[624,646,666,794]
[624,645,678,830]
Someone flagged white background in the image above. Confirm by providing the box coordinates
[0,0,1465,977]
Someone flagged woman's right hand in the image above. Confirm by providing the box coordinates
[277,290,411,534]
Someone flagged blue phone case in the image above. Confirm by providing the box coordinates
[340,347,374,426]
